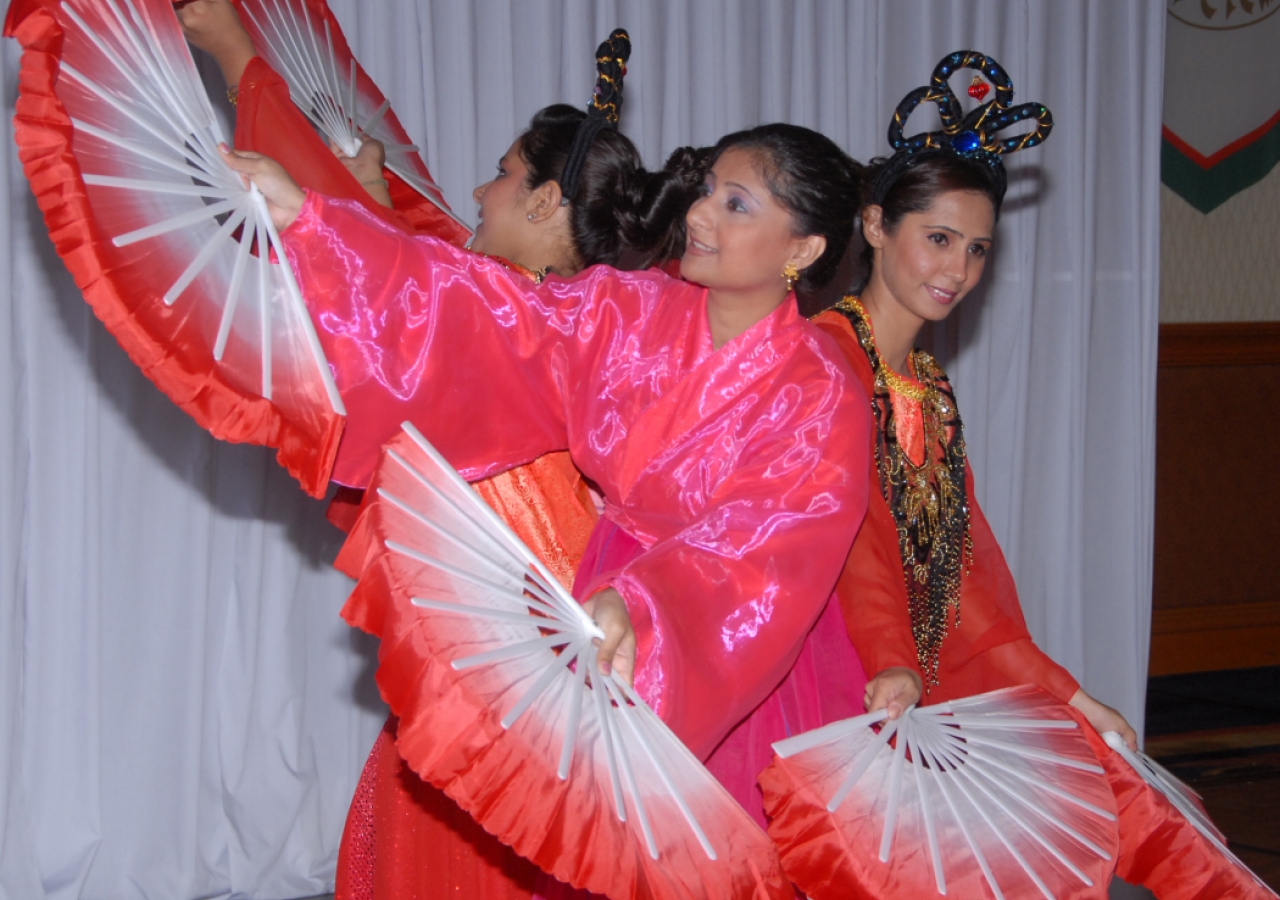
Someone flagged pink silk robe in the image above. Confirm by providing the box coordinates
[282,191,871,759]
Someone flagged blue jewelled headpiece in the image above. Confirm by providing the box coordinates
[870,50,1053,206]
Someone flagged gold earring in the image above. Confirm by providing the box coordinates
[782,262,800,292]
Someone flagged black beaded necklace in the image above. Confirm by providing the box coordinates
[833,296,972,688]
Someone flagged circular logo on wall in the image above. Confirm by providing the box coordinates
[1168,0,1280,29]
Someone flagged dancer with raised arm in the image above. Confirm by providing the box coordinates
[778,50,1273,900]
[225,119,872,894]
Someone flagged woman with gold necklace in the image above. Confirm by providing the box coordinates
[814,51,1274,899]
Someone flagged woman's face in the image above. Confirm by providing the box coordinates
[867,189,995,324]
[470,139,533,260]
[679,147,814,294]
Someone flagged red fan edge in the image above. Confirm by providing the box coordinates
[5,0,342,499]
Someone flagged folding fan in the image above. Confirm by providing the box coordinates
[760,686,1122,900]
[347,422,792,900]
[6,0,344,496]
[233,0,470,232]
[1101,732,1278,897]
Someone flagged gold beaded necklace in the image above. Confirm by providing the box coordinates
[833,296,972,687]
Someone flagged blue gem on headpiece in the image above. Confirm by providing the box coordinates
[951,131,981,153]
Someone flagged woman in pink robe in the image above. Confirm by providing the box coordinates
[224,123,872,834]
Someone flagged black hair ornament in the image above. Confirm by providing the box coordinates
[870,50,1053,206]
[558,28,630,204]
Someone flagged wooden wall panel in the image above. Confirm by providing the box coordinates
[1151,323,1280,675]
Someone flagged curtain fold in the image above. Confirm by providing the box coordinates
[0,2,1163,897]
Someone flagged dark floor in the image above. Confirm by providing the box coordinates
[1141,665,1280,892]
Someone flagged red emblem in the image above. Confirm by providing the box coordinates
[968,76,990,101]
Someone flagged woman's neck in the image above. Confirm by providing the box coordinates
[858,277,924,374]
[706,287,786,350]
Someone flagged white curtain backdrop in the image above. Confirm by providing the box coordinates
[0,2,1164,898]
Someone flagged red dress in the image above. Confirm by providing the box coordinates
[231,57,597,900]
[814,307,1275,900]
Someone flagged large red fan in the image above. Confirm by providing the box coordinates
[760,686,1122,900]
[6,0,343,496]
[232,0,470,233]
[337,423,793,900]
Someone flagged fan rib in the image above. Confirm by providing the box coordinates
[909,731,948,895]
[253,214,273,399]
[396,427,598,634]
[81,174,236,199]
[109,0,213,147]
[410,597,569,632]
[557,647,590,780]
[322,21,359,153]
[451,632,569,671]
[958,753,1113,860]
[912,726,1009,900]
[941,731,1105,775]
[384,536,566,624]
[112,196,239,247]
[593,666,628,824]
[60,4,186,137]
[70,117,227,187]
[255,186,347,414]
[941,715,1079,731]
[965,746,1116,821]
[255,0,344,141]
[828,716,899,812]
[612,675,718,860]
[377,487,565,617]
[244,2,323,118]
[360,97,391,134]
[927,733,1101,882]
[214,218,255,360]
[962,757,1105,875]
[164,202,250,304]
[772,709,888,759]
[60,64,194,161]
[925,733,1059,899]
[499,639,585,730]
[879,713,910,862]
[602,677,660,859]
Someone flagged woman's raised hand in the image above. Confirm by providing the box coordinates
[219,146,306,231]
[1070,689,1139,751]
[175,0,256,87]
[864,666,924,720]
[581,588,637,687]
[328,137,392,208]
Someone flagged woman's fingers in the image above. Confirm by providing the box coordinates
[582,589,637,688]
[864,667,923,720]
[217,145,305,230]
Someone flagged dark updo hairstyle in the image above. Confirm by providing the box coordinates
[518,104,707,271]
[700,123,863,292]
[851,151,1002,294]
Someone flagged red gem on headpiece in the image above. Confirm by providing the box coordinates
[968,76,990,101]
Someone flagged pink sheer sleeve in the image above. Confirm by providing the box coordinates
[602,365,871,758]
[281,192,595,486]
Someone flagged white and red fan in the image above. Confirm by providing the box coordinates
[346,422,792,900]
[1102,732,1278,897]
[233,0,469,232]
[759,686,1121,900]
[7,0,344,496]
